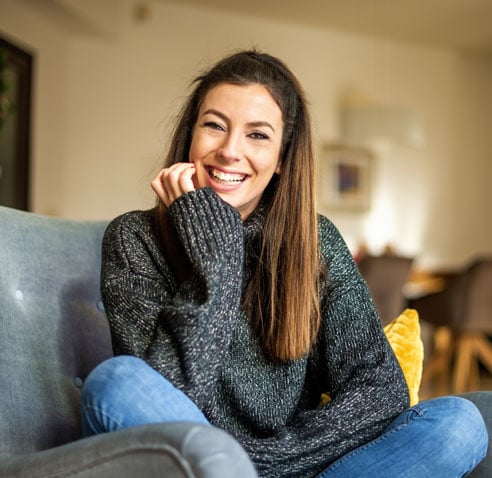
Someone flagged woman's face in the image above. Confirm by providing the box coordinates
[189,82,283,220]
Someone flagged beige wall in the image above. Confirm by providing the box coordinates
[1,0,491,269]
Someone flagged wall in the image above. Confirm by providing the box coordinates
[0,0,71,216]
[1,0,491,269]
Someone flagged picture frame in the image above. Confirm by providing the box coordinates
[319,144,373,211]
[0,36,33,211]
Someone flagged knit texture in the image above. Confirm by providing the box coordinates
[101,187,409,478]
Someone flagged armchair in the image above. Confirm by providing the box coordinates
[0,206,256,478]
[0,205,491,477]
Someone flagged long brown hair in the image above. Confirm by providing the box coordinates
[158,50,321,361]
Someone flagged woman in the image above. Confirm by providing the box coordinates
[82,50,488,477]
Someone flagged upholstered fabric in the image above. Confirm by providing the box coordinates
[0,423,256,478]
[0,207,110,454]
[462,392,492,478]
[0,206,257,478]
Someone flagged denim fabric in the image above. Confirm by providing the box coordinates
[318,396,488,478]
[82,356,210,436]
[82,356,488,478]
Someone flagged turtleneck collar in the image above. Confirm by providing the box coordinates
[242,197,269,244]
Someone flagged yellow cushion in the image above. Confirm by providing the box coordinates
[384,308,423,406]
[319,308,423,407]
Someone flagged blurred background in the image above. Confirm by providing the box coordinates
[1,0,492,396]
[0,0,491,265]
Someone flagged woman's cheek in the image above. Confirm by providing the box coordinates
[190,159,208,189]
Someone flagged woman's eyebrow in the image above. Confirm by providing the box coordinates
[247,121,276,133]
[202,109,276,133]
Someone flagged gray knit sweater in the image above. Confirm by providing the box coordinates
[101,187,409,478]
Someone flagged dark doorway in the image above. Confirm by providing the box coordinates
[0,36,33,211]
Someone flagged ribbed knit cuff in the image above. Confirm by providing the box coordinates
[167,188,243,265]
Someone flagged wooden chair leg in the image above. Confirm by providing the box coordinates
[474,334,492,374]
[422,328,492,396]
[452,333,492,393]
[422,326,453,396]
[468,353,480,391]
[453,334,475,393]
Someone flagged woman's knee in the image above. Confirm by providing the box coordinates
[82,355,148,403]
[81,355,155,435]
[86,355,149,381]
[423,396,488,472]
[452,397,488,464]
[81,355,210,435]
[441,396,488,446]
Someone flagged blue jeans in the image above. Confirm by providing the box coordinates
[81,356,488,477]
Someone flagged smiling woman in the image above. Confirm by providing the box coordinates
[80,50,490,478]
[150,51,319,364]
[187,83,283,219]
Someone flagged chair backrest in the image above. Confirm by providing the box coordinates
[460,257,492,333]
[0,206,113,456]
[413,257,492,333]
[357,254,414,325]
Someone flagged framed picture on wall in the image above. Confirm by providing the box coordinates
[0,35,33,211]
[319,144,373,211]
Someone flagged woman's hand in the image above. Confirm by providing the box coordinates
[151,162,197,207]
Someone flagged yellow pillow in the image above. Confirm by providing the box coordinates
[384,308,423,406]
[320,308,423,407]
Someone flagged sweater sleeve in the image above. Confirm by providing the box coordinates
[101,188,244,409]
[238,216,410,478]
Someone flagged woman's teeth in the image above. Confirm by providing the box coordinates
[208,168,246,184]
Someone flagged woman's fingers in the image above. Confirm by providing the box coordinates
[151,163,196,207]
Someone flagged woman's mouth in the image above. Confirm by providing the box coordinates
[207,167,247,185]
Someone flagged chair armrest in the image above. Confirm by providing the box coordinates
[0,422,257,478]
[460,392,492,478]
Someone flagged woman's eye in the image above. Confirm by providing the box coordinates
[249,131,269,140]
[204,121,224,131]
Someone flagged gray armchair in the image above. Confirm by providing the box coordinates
[1,205,491,477]
[0,206,257,478]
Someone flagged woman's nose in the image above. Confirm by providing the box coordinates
[218,133,242,162]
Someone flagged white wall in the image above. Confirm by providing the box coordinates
[1,0,491,270]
